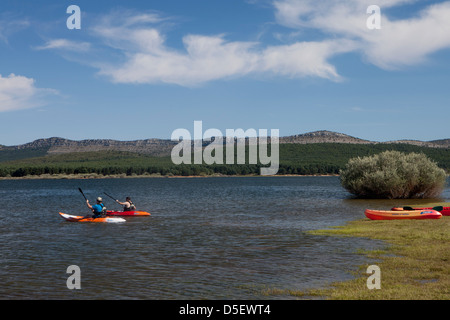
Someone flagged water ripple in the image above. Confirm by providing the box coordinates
[2,176,444,299]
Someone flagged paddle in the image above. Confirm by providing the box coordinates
[104,192,118,202]
[78,187,88,201]
[103,192,123,208]
[403,206,443,212]
[78,187,95,219]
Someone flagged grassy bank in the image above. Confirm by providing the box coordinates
[264,217,450,299]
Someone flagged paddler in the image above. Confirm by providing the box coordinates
[116,197,136,211]
[86,197,107,218]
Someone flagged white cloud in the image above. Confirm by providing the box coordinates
[99,33,258,85]
[273,0,417,30]
[35,2,450,87]
[93,11,355,86]
[98,33,356,86]
[0,74,55,112]
[365,3,450,68]
[273,0,450,69]
[260,39,357,79]
[35,39,91,52]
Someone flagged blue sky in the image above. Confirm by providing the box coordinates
[0,0,449,145]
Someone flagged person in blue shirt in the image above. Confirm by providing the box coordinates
[86,197,106,218]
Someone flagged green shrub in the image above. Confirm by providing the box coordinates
[340,151,447,199]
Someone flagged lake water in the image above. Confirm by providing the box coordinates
[0,176,448,299]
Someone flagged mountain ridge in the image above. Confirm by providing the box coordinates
[2,130,448,158]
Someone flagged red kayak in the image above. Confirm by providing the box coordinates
[391,206,450,216]
[106,210,151,216]
[365,209,442,220]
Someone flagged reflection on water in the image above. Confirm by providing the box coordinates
[0,176,448,299]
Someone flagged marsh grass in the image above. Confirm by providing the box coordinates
[263,217,450,300]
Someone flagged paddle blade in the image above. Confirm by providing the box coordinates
[432,206,444,212]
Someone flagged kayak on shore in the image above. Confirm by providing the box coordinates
[106,210,151,216]
[391,205,450,216]
[365,209,442,220]
[59,212,126,223]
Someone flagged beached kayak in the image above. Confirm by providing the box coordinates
[391,206,450,216]
[59,212,126,223]
[365,209,442,220]
[106,210,151,216]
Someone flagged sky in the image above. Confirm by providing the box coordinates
[0,0,449,146]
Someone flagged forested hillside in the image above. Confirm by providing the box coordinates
[0,143,448,177]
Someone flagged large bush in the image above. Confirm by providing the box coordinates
[340,151,447,199]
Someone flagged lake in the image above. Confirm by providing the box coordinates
[0,176,448,299]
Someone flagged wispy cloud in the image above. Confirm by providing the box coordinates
[35,39,91,52]
[0,13,30,44]
[90,10,355,86]
[0,74,57,112]
[33,2,450,87]
[273,0,450,69]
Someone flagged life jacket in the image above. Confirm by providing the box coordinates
[124,201,136,211]
[92,203,105,214]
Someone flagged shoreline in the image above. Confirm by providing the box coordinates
[0,173,339,180]
[263,216,449,300]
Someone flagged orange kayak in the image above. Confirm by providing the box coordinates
[59,212,126,223]
[365,209,442,220]
[391,206,450,216]
[106,210,150,216]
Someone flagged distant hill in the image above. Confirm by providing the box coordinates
[1,130,448,163]
[280,130,449,148]
[280,130,372,144]
[5,137,177,159]
[381,139,450,148]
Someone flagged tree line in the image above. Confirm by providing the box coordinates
[0,143,448,177]
[0,163,341,177]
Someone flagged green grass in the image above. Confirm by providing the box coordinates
[262,217,450,299]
